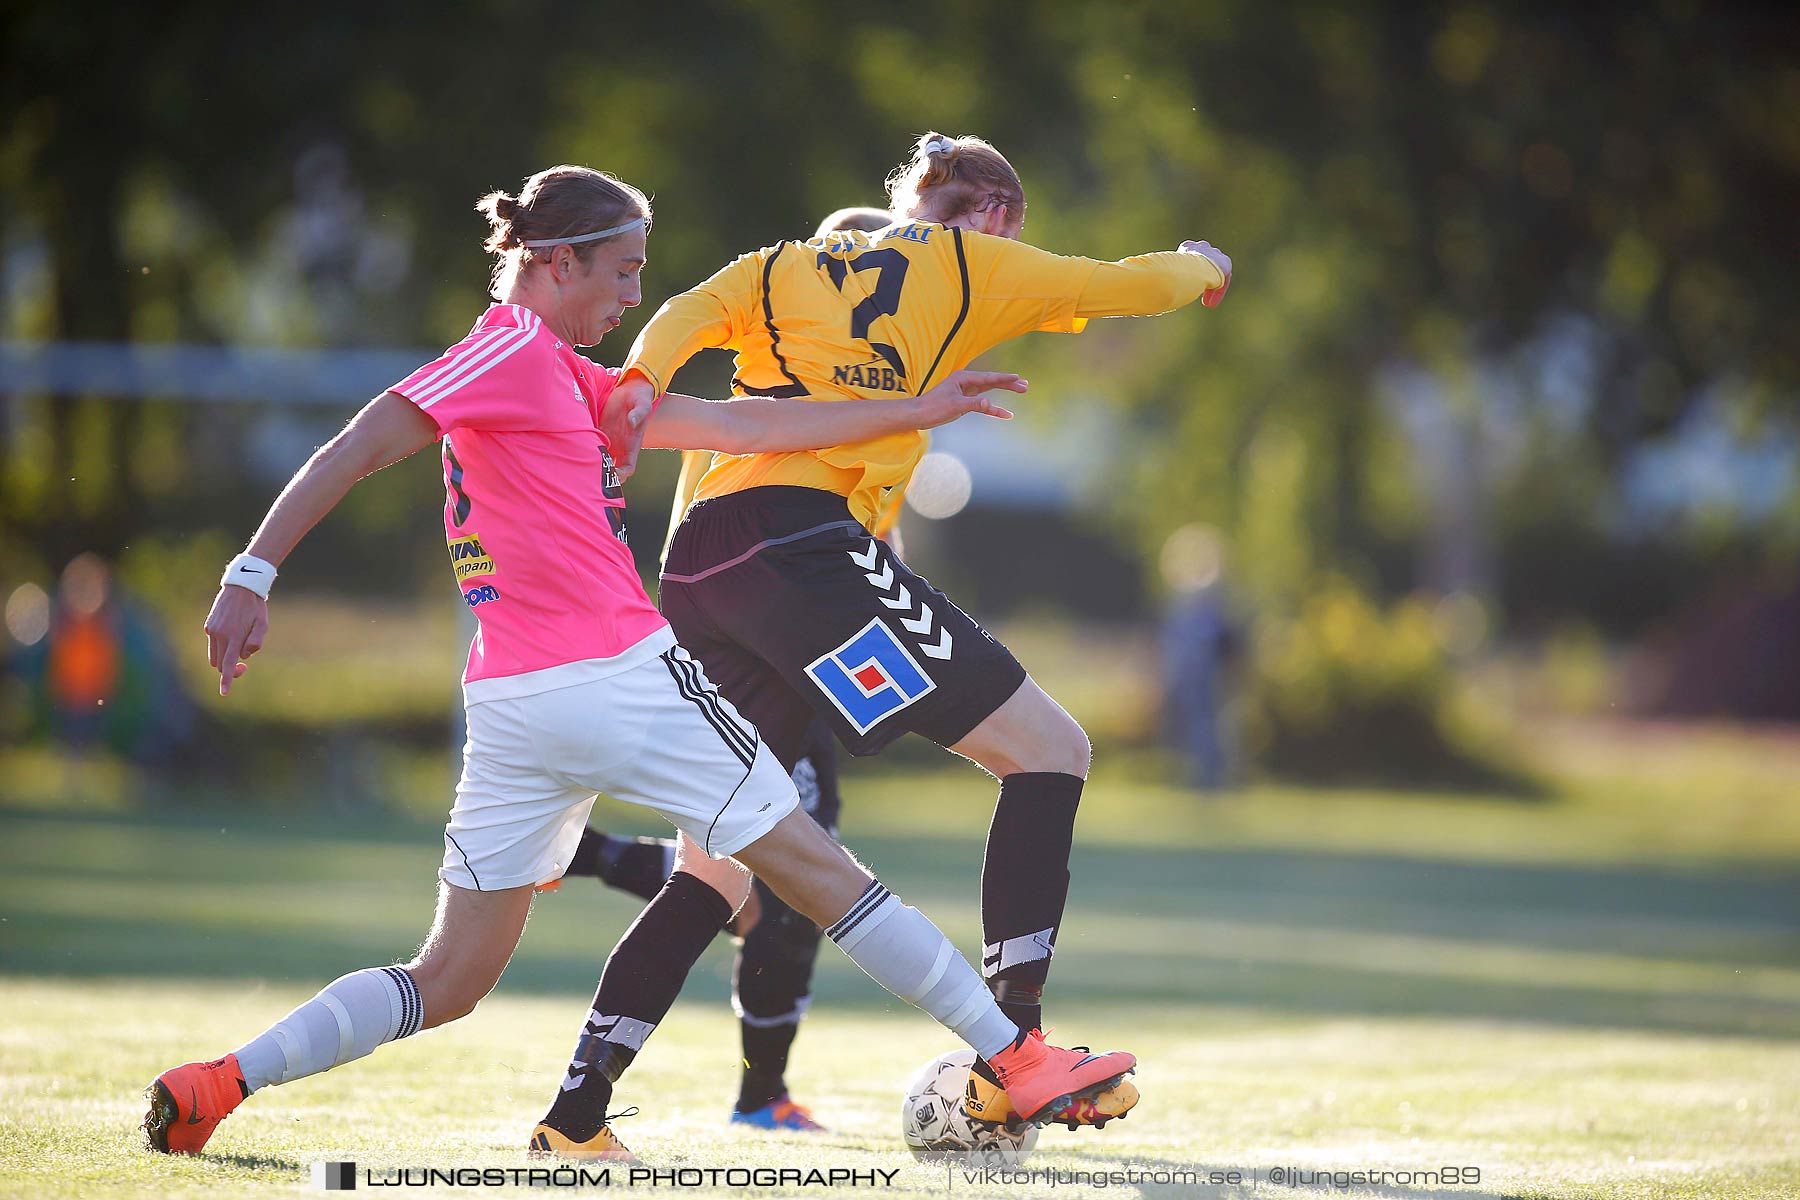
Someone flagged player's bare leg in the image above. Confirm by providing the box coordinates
[407,883,538,1026]
[145,883,532,1154]
[948,678,1140,1130]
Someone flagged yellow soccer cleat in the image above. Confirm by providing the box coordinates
[964,1038,1140,1131]
[1049,1078,1140,1130]
[527,1122,635,1161]
[962,1065,1023,1129]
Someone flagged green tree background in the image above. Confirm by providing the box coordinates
[4,1,1797,779]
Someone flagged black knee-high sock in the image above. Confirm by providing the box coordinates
[732,880,824,1112]
[565,829,675,903]
[540,872,732,1139]
[730,729,842,1113]
[979,772,1083,1035]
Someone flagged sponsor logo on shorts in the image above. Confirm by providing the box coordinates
[805,618,937,735]
[463,584,500,608]
[448,533,494,581]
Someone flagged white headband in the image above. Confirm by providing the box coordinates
[924,136,956,156]
[521,216,646,249]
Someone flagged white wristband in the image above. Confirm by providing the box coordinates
[222,553,278,599]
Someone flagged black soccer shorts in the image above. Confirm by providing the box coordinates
[659,486,1027,767]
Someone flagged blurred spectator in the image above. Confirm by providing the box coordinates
[1159,525,1244,790]
[1648,580,1800,720]
[7,554,195,761]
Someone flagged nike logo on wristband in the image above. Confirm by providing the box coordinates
[237,566,264,574]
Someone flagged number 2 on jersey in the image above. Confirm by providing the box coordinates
[821,247,910,379]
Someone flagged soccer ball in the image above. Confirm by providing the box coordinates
[900,1049,1039,1165]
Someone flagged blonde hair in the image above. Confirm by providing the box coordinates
[815,206,893,237]
[885,132,1025,225]
[475,165,651,299]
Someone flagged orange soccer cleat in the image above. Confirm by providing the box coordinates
[527,1121,635,1160]
[979,1030,1137,1128]
[143,1054,248,1154]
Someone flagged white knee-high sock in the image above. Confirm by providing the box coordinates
[233,966,424,1093]
[825,880,1019,1059]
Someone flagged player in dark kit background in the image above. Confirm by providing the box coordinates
[548,131,1233,1139]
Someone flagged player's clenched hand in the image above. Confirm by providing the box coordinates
[204,584,269,697]
[913,370,1025,429]
[601,374,657,481]
[1180,240,1233,307]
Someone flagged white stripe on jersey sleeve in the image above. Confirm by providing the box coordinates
[412,326,536,409]
[404,327,511,400]
[499,305,541,339]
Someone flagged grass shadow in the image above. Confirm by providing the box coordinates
[4,803,1797,1043]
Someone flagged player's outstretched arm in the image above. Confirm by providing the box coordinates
[982,235,1235,330]
[642,370,1025,454]
[1180,240,1233,307]
[607,253,762,479]
[1068,239,1233,316]
[204,392,438,697]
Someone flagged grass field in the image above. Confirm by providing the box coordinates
[3,751,1798,1198]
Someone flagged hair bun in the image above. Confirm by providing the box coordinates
[494,194,523,221]
[923,134,957,158]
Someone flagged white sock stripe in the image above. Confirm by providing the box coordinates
[272,1023,304,1075]
[587,1012,657,1051]
[826,881,890,941]
[980,927,1057,978]
[943,986,997,1033]
[732,994,812,1027]
[383,967,405,1040]
[380,967,402,1039]
[829,890,898,951]
[382,966,422,1038]
[825,883,879,939]
[905,939,956,1006]
[826,879,889,938]
[318,991,356,1064]
[380,967,407,1038]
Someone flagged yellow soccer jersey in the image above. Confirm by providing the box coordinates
[627,220,1224,529]
[662,449,713,564]
[661,445,912,565]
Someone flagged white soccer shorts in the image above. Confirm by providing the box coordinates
[441,638,798,891]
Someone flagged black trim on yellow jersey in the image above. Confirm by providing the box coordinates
[916,227,972,393]
[733,243,810,399]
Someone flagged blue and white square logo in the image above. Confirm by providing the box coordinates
[805,619,937,735]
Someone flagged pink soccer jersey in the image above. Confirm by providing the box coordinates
[390,304,669,694]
